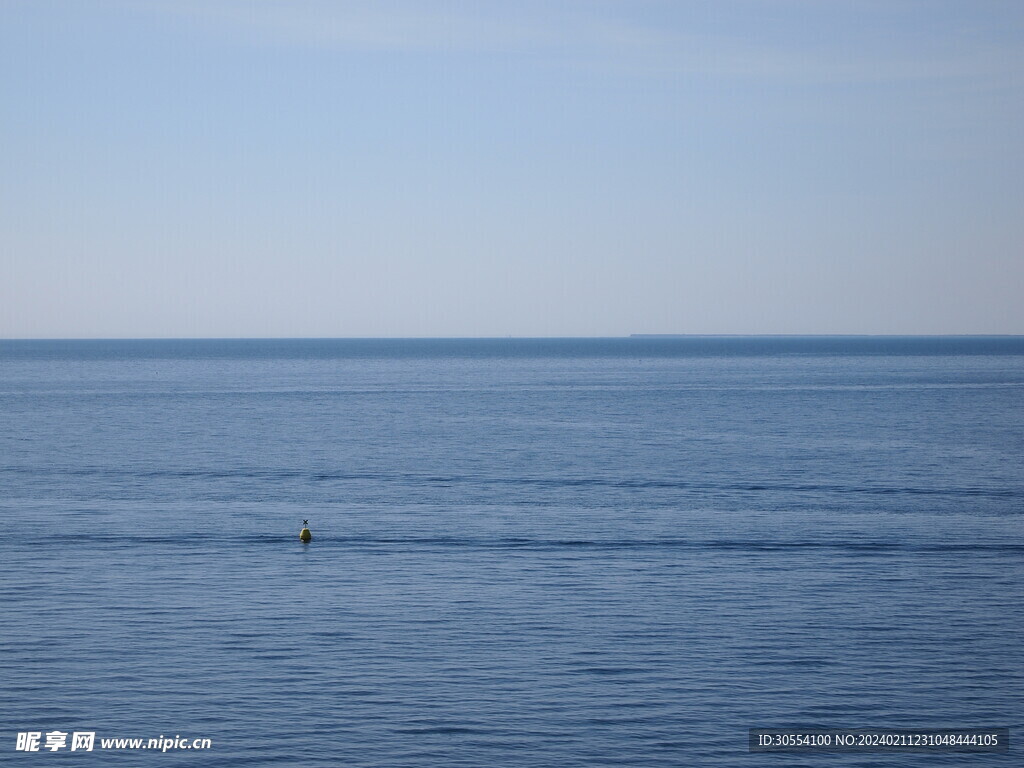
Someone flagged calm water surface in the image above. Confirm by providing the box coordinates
[2,338,1022,766]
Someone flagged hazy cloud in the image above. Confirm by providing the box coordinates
[110,0,1023,84]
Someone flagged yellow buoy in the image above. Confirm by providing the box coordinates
[299,519,312,543]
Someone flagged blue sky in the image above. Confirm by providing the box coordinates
[2,0,1022,337]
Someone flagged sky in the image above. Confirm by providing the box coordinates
[1,0,1022,338]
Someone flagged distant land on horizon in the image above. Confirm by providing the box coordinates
[628,333,1024,338]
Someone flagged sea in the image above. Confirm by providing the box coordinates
[1,336,1022,767]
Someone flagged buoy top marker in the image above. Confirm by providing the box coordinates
[300,520,312,543]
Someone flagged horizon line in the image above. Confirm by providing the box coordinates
[3,334,1024,342]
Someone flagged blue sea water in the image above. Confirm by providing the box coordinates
[1,336,1022,767]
